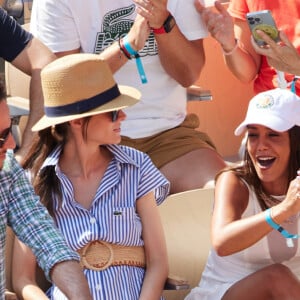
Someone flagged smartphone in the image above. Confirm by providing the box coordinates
[246,10,279,46]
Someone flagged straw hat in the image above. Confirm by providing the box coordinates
[32,53,141,131]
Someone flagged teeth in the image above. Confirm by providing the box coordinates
[257,157,273,160]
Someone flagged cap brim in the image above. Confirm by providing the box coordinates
[32,86,141,131]
[234,114,294,136]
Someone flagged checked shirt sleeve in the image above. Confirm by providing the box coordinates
[1,152,79,281]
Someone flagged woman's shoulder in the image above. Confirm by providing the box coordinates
[108,144,151,164]
[216,169,250,200]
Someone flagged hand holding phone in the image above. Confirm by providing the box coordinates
[246,10,279,46]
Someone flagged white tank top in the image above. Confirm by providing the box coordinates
[186,182,300,300]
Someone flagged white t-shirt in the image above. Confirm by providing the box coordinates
[31,0,208,138]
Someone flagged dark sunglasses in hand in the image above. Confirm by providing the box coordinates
[111,110,120,122]
[0,121,12,148]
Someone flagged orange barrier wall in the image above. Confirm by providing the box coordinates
[187,36,255,159]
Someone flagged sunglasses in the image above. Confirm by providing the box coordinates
[111,110,120,122]
[0,121,12,148]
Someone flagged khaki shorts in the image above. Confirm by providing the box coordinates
[121,114,217,168]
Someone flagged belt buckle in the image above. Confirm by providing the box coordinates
[81,240,114,271]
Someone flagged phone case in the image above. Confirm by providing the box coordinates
[246,10,279,46]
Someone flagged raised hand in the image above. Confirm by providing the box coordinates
[194,0,236,52]
[126,13,151,51]
[282,171,300,216]
[134,0,169,29]
[252,30,300,75]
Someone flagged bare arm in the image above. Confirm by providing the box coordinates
[135,0,204,87]
[12,238,52,300]
[227,18,261,82]
[50,260,92,300]
[55,14,150,75]
[12,238,92,300]
[212,171,272,256]
[212,171,300,256]
[137,191,168,300]
[11,37,56,159]
[194,0,260,83]
[154,32,204,87]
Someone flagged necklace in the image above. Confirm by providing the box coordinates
[260,193,283,208]
[261,194,298,224]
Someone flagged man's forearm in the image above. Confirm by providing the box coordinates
[11,37,56,159]
[155,27,205,87]
[50,260,92,300]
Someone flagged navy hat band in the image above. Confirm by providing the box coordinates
[45,84,121,117]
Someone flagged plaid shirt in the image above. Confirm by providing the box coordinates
[0,151,79,299]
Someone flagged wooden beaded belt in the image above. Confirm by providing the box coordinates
[77,240,146,271]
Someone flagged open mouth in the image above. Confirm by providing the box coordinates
[257,156,276,168]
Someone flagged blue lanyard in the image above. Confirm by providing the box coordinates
[291,76,300,94]
[123,36,148,84]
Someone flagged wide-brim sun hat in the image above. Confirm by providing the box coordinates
[234,88,300,136]
[32,53,141,131]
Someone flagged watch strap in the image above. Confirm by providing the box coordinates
[152,14,175,34]
[152,26,167,34]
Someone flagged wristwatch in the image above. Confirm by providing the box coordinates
[152,14,176,34]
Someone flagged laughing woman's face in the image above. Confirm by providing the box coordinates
[246,124,290,194]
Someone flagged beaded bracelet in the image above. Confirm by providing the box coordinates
[122,35,148,84]
[265,208,300,239]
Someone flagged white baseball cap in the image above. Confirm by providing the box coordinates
[235,88,300,136]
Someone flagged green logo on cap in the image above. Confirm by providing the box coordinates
[255,95,274,109]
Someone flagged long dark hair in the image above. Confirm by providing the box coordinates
[22,117,91,217]
[0,80,6,102]
[217,126,300,210]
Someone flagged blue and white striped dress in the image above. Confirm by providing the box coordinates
[41,144,170,300]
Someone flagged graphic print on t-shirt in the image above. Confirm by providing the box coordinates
[94,4,157,57]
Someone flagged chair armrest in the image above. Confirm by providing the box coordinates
[164,275,190,290]
[5,289,18,300]
[186,85,212,101]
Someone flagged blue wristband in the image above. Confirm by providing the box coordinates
[122,35,138,56]
[265,208,300,239]
[291,76,299,94]
[123,36,147,84]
